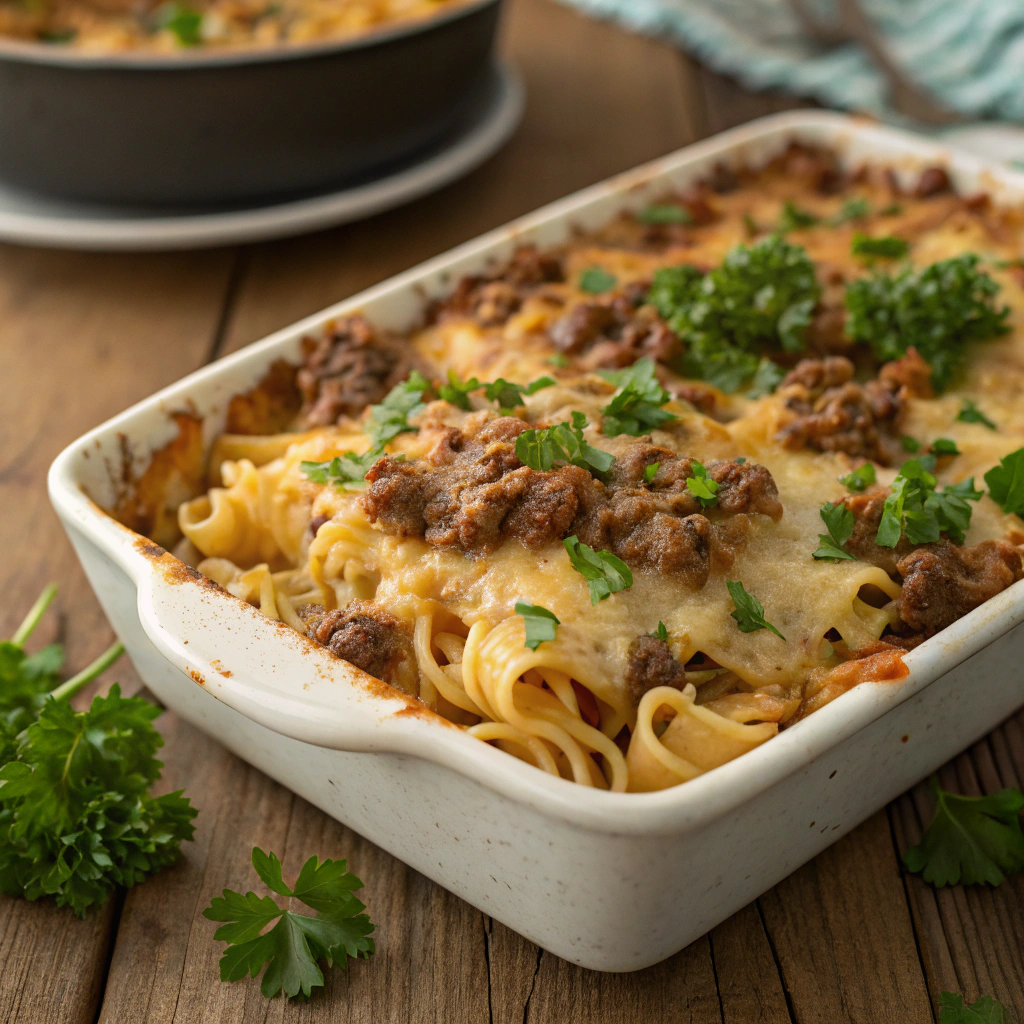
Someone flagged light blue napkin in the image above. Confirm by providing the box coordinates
[558,0,1024,142]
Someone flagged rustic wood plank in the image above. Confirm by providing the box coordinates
[891,711,1024,1021]
[759,811,934,1024]
[0,244,236,1024]
[217,0,699,358]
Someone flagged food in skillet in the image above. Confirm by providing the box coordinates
[0,0,470,50]
[122,143,1024,792]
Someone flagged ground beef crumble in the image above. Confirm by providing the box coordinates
[302,601,414,683]
[625,634,687,705]
[296,315,414,428]
[361,417,783,586]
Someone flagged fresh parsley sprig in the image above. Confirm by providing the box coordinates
[839,462,876,492]
[813,502,856,561]
[649,236,821,393]
[0,587,195,918]
[366,370,431,445]
[829,197,870,225]
[876,459,982,547]
[438,372,555,414]
[778,201,818,233]
[727,581,785,640]
[984,447,1024,516]
[637,203,692,225]
[685,460,718,508]
[563,536,632,604]
[578,267,617,294]
[300,447,385,490]
[515,602,559,650]
[203,847,375,1000]
[598,358,676,437]
[845,254,1009,391]
[903,777,1024,887]
[938,991,1014,1023]
[958,399,998,430]
[851,233,909,259]
[515,412,614,475]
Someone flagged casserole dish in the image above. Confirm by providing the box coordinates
[0,0,501,207]
[49,111,1024,971]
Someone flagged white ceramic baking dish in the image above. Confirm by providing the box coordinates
[49,110,1024,972]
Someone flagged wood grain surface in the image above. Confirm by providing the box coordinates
[0,1,1021,1020]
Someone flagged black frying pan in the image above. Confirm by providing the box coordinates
[0,0,503,207]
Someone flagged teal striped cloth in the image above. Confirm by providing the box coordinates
[557,0,1024,127]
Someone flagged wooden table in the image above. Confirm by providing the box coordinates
[1,1,1022,1019]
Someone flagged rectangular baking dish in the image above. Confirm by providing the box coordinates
[49,111,1024,972]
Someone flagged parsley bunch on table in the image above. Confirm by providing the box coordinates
[204,846,375,1000]
[648,235,820,393]
[845,254,1009,391]
[0,586,196,916]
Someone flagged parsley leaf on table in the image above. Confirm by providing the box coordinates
[938,991,1015,1024]
[204,846,375,1000]
[637,203,692,225]
[876,459,982,547]
[685,460,718,508]
[0,587,193,918]
[903,778,1024,887]
[839,462,876,492]
[648,236,821,392]
[366,370,431,445]
[515,412,614,475]
[515,602,560,651]
[563,536,633,604]
[851,233,909,259]
[957,399,998,430]
[300,447,384,490]
[845,254,1009,391]
[813,502,856,561]
[984,447,1024,516]
[726,581,785,640]
[598,358,676,436]
[578,267,617,294]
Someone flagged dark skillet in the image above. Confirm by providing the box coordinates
[0,0,502,207]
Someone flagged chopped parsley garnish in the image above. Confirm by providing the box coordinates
[685,460,719,508]
[735,456,746,465]
[839,462,876,492]
[747,357,786,398]
[851,233,909,259]
[300,447,384,490]
[156,2,203,44]
[879,203,903,216]
[778,201,818,232]
[957,398,997,430]
[931,438,960,456]
[637,203,692,225]
[643,462,660,484]
[598,357,676,436]
[938,991,1014,1023]
[563,536,633,604]
[984,447,1024,516]
[366,370,430,445]
[903,777,1024,887]
[483,376,555,412]
[876,459,982,547]
[515,602,560,650]
[829,197,870,224]
[547,353,569,368]
[578,267,617,294]
[651,621,669,641]
[203,847,374,999]
[437,371,479,410]
[649,236,821,392]
[40,27,77,42]
[742,213,759,237]
[845,254,1010,391]
[813,502,856,561]
[726,581,785,640]
[901,435,922,453]
[515,411,615,474]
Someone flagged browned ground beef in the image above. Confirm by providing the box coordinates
[841,490,911,577]
[296,316,412,428]
[914,166,952,199]
[776,142,844,195]
[303,601,413,683]
[896,541,1022,634]
[363,418,782,587]
[776,351,931,463]
[625,635,687,705]
[429,245,564,327]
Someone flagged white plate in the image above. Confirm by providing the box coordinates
[0,63,523,251]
